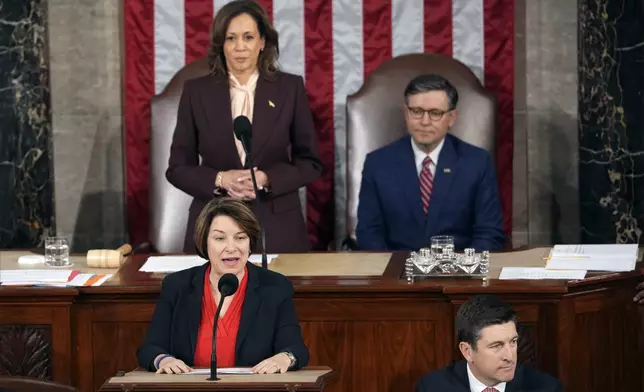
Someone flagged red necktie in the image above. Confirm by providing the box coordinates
[420,156,433,214]
[482,388,499,392]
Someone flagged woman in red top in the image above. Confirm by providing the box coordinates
[137,197,309,374]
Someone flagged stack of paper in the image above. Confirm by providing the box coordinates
[139,254,279,273]
[499,268,587,280]
[546,244,638,272]
[0,269,77,286]
[183,368,253,375]
[0,270,113,287]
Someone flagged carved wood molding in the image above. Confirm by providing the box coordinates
[0,325,52,380]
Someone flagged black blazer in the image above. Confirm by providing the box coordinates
[415,361,562,392]
[137,261,309,371]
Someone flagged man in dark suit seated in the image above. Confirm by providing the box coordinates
[356,74,505,252]
[415,295,561,392]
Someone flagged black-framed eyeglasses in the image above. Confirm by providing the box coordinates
[406,106,452,121]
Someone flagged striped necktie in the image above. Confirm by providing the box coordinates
[420,156,433,214]
[482,388,499,392]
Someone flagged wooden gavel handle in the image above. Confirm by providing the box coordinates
[116,243,133,256]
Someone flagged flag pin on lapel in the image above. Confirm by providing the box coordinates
[268,100,275,108]
[444,168,451,173]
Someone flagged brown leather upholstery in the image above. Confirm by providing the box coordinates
[0,376,77,392]
[149,58,210,253]
[345,53,497,242]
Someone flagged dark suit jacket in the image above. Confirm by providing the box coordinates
[166,71,323,253]
[137,261,309,371]
[415,361,562,392]
[356,134,505,252]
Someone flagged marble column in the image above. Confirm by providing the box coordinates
[513,0,580,247]
[0,0,54,248]
[578,0,644,243]
[48,0,125,252]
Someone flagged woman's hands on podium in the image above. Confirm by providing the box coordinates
[155,355,192,374]
[221,168,269,200]
[251,352,292,374]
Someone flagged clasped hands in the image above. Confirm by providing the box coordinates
[155,352,292,374]
[220,168,268,200]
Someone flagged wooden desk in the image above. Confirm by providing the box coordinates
[100,367,333,391]
[0,249,642,392]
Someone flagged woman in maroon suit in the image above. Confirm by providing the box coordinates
[166,0,322,253]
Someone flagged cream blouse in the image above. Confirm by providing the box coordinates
[229,70,259,166]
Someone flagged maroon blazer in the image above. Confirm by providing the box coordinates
[166,71,322,253]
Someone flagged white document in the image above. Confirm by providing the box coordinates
[0,269,73,284]
[546,244,638,272]
[499,267,586,280]
[139,255,278,273]
[183,367,254,375]
[551,244,638,258]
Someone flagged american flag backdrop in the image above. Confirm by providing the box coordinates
[124,0,514,249]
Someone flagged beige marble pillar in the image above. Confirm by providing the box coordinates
[513,0,580,247]
[49,0,126,251]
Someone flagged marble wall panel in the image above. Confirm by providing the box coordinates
[49,0,125,251]
[578,0,644,244]
[0,0,54,248]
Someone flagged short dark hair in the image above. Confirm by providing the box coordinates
[456,295,517,349]
[208,0,279,79]
[403,74,459,110]
[193,197,261,259]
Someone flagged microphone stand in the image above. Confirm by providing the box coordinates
[208,294,227,381]
[240,140,268,270]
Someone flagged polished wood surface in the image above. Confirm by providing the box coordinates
[99,367,333,391]
[0,249,642,392]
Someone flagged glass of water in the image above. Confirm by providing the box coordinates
[430,235,455,260]
[45,237,71,267]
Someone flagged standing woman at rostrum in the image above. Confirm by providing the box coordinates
[166,0,322,254]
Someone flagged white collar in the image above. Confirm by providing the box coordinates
[467,363,506,392]
[411,136,445,169]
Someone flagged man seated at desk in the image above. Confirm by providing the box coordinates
[356,74,505,252]
[415,294,562,392]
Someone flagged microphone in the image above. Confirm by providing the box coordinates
[233,116,268,270]
[208,273,239,381]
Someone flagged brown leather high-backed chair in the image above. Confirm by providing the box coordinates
[345,53,497,245]
[149,58,210,253]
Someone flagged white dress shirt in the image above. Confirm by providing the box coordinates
[411,137,444,178]
[467,363,506,392]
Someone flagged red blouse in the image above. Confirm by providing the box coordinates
[193,265,248,368]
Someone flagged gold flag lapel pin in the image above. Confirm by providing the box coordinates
[268,100,275,108]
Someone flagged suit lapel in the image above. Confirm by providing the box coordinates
[505,364,523,392]
[235,263,262,358]
[251,75,282,160]
[396,137,426,230]
[201,76,243,169]
[452,361,472,391]
[187,264,208,360]
[425,135,458,235]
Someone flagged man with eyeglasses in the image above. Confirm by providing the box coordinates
[356,74,505,252]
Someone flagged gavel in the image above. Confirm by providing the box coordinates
[86,244,133,268]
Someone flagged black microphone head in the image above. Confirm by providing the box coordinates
[233,115,252,149]
[218,273,239,297]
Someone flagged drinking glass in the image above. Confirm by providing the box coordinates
[430,235,455,260]
[45,237,71,267]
